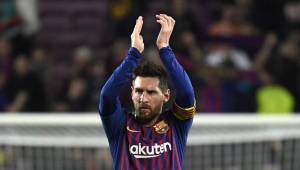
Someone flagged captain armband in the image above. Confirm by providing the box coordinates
[172,102,196,120]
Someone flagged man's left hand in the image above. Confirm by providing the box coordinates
[156,14,175,50]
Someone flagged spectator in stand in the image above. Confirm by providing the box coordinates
[254,31,299,113]
[0,0,22,35]
[170,0,204,40]
[31,48,49,79]
[68,46,94,79]
[207,2,259,58]
[56,46,94,112]
[256,70,294,114]
[285,1,300,29]
[106,39,130,73]
[6,55,47,111]
[0,37,13,111]
[255,31,300,112]
[0,37,13,80]
[208,2,258,37]
[198,1,261,113]
[65,76,91,112]
[197,66,223,112]
[0,72,9,111]
[110,0,144,38]
[206,1,257,70]
[88,61,108,111]
[198,63,241,113]
[252,0,286,34]
[12,0,40,56]
[275,31,300,111]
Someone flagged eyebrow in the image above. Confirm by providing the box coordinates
[134,88,159,93]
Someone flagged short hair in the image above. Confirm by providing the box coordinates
[133,61,169,91]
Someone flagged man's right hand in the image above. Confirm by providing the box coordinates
[131,16,144,53]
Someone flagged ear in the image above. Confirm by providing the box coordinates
[131,79,135,96]
[131,86,134,97]
[163,89,170,103]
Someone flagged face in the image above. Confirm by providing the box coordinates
[132,77,170,124]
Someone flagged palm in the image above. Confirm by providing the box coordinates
[156,31,168,48]
[156,14,175,49]
[131,16,144,53]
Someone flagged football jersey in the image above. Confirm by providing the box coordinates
[101,102,195,170]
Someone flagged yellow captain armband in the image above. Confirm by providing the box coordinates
[172,102,196,120]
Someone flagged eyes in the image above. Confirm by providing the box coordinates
[134,88,158,95]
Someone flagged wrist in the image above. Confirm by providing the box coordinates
[131,45,143,53]
[158,43,169,50]
[130,47,142,56]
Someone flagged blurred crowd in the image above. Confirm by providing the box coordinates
[0,0,300,113]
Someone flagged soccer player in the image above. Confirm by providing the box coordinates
[99,14,196,170]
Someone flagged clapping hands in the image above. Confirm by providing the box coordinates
[130,14,175,53]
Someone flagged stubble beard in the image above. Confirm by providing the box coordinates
[134,106,161,124]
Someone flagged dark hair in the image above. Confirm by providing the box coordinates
[133,61,169,91]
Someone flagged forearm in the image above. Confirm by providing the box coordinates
[99,47,141,116]
[159,46,195,108]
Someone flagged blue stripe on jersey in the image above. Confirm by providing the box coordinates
[121,138,127,170]
[173,130,182,170]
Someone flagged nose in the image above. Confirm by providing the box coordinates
[139,92,149,103]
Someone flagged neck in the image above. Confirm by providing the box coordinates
[143,114,160,127]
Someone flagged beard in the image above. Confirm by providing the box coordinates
[134,104,161,124]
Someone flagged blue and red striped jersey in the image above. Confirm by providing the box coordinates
[99,47,196,170]
[102,103,195,170]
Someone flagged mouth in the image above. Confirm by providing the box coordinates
[139,104,151,109]
[138,105,151,114]
[140,107,150,111]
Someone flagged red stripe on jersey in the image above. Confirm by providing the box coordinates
[149,135,155,170]
[172,129,182,170]
[158,125,171,170]
[134,130,141,169]
[151,144,155,170]
[144,155,147,170]
[125,140,129,170]
[164,142,170,170]
[151,155,155,170]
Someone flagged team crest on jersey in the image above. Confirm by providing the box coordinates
[153,120,169,134]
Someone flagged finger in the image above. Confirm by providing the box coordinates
[156,19,164,26]
[156,19,165,31]
[169,16,176,26]
[133,16,143,35]
[162,14,172,27]
[156,14,168,27]
[155,14,165,22]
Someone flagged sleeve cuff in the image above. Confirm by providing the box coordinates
[159,46,172,54]
[129,47,142,59]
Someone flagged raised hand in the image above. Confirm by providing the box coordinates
[131,16,144,53]
[156,14,175,50]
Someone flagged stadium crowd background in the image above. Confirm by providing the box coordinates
[0,0,300,113]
